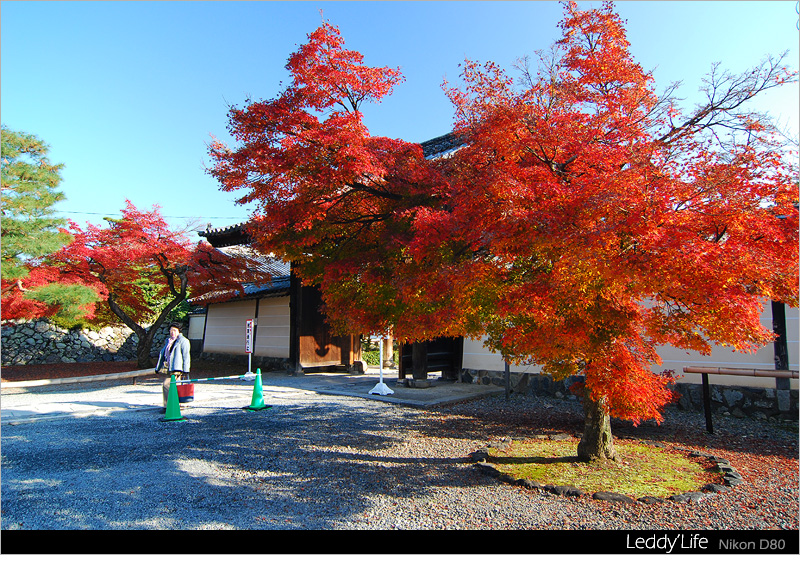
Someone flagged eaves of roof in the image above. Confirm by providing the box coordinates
[189,275,291,306]
[421,132,465,159]
[214,245,290,277]
[198,222,253,247]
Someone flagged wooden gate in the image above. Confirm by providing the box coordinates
[290,278,356,371]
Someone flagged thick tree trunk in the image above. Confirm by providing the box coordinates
[577,390,620,462]
[136,338,154,369]
[107,295,182,369]
[134,315,178,369]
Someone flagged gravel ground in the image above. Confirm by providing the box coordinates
[0,384,799,535]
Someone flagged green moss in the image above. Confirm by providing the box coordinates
[487,438,719,498]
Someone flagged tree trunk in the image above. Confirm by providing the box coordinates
[136,337,154,369]
[577,389,620,462]
[105,270,188,369]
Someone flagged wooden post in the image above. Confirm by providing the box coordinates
[412,342,428,379]
[684,366,798,433]
[504,362,511,400]
[771,301,789,370]
[771,302,791,392]
[353,334,363,365]
[289,271,304,376]
[382,336,394,368]
[701,372,713,434]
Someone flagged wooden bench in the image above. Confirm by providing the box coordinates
[682,366,799,433]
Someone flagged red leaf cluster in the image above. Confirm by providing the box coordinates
[207,4,798,424]
[2,201,271,326]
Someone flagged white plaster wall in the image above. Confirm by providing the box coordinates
[255,296,290,358]
[462,304,799,390]
[202,300,257,355]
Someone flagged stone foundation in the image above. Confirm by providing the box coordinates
[198,351,292,373]
[460,368,799,422]
[675,381,798,422]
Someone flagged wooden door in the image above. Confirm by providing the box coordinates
[296,284,351,369]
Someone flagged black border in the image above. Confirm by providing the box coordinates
[0,529,799,554]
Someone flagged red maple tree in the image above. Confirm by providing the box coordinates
[208,3,798,460]
[2,201,270,368]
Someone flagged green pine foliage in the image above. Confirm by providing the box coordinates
[1,125,70,279]
[1,125,100,324]
[26,283,99,329]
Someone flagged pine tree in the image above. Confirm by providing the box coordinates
[1,126,68,278]
[1,125,99,324]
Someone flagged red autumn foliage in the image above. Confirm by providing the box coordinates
[1,265,103,321]
[2,201,272,367]
[208,3,798,436]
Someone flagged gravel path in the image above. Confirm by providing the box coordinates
[0,386,798,533]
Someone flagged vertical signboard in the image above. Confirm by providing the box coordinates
[246,319,254,354]
[245,319,255,374]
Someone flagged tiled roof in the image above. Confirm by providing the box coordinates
[214,245,290,277]
[199,223,245,237]
[188,275,291,305]
[421,132,464,159]
[242,276,291,297]
[188,245,290,305]
[198,222,253,247]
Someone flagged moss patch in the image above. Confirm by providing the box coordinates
[486,437,722,499]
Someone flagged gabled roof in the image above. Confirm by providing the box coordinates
[214,245,290,277]
[198,222,253,247]
[189,276,292,305]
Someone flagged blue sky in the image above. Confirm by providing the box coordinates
[1,1,800,236]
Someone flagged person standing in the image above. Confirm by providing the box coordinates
[155,322,191,410]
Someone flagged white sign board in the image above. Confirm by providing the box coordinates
[245,319,254,354]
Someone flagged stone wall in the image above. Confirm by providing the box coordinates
[460,368,799,423]
[675,381,798,423]
[1,319,188,366]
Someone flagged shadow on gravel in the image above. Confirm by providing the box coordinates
[0,392,798,531]
[1,399,495,530]
[425,397,798,460]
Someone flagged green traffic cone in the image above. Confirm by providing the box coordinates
[161,373,186,422]
[244,368,270,411]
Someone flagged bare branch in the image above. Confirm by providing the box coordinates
[655,53,795,148]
